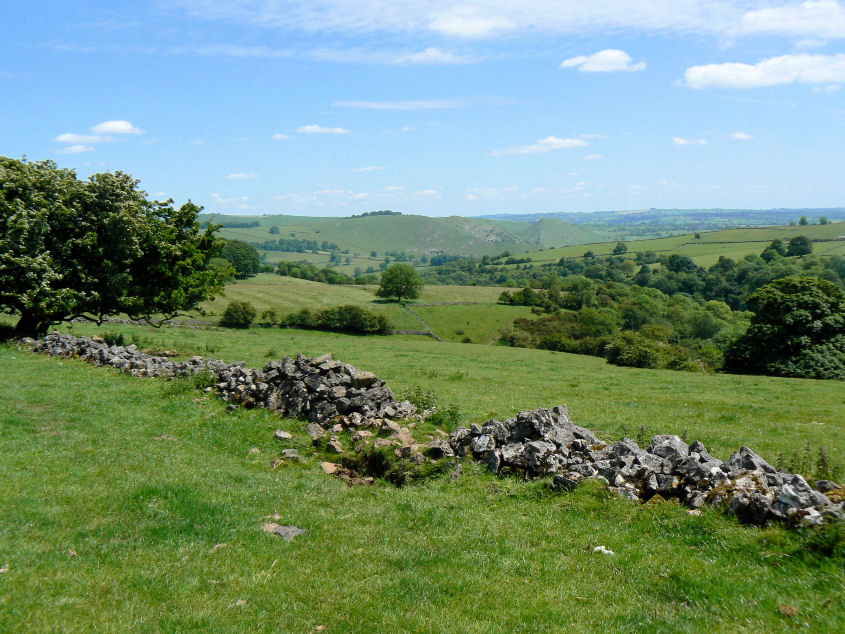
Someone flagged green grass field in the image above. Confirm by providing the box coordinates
[522,221,845,267]
[199,275,532,341]
[2,325,843,631]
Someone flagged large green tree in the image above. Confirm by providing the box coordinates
[375,263,423,302]
[723,275,844,379]
[219,239,260,278]
[0,156,224,337]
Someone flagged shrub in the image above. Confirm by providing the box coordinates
[281,305,390,334]
[604,331,664,368]
[220,301,256,328]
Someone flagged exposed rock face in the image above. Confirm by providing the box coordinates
[449,407,843,527]
[27,332,416,431]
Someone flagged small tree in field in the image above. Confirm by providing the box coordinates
[220,301,256,328]
[376,263,423,302]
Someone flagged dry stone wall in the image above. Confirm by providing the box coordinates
[447,407,844,526]
[27,333,416,429]
[23,332,844,527]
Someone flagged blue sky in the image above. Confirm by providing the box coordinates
[2,1,844,217]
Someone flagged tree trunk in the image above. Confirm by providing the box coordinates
[13,310,50,339]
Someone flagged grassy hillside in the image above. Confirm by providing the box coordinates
[2,326,843,631]
[522,221,845,267]
[199,275,533,343]
[207,213,604,273]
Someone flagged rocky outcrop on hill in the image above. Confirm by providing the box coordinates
[449,407,844,526]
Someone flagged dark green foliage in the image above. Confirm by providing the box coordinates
[268,225,279,234]
[276,261,352,284]
[219,300,256,328]
[796,522,845,559]
[0,156,223,337]
[503,282,743,371]
[604,331,665,368]
[724,275,844,379]
[219,240,260,278]
[612,241,628,255]
[281,305,390,334]
[786,235,813,257]
[218,220,259,228]
[101,331,125,347]
[376,263,423,302]
[351,210,402,218]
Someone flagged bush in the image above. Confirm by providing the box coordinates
[604,331,664,368]
[220,301,256,328]
[281,305,390,334]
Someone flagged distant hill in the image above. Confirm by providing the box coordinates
[203,213,604,263]
[482,208,845,236]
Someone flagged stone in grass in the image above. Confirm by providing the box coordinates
[282,448,299,459]
[262,522,307,541]
[321,461,339,475]
[274,430,293,442]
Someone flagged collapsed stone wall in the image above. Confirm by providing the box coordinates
[23,332,844,527]
[447,407,844,526]
[27,332,416,429]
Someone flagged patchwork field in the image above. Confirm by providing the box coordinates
[2,324,843,631]
[521,221,845,267]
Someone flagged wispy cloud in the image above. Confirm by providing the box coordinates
[561,49,646,72]
[684,53,845,89]
[673,137,708,146]
[226,172,259,180]
[584,154,604,160]
[173,1,787,40]
[351,166,387,173]
[272,133,290,140]
[335,98,465,111]
[492,136,588,156]
[55,144,95,154]
[729,131,753,140]
[297,124,350,134]
[55,132,111,144]
[394,47,473,64]
[738,1,845,39]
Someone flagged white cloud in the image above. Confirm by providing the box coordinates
[272,133,290,140]
[739,1,845,39]
[226,172,259,180]
[351,166,387,173]
[394,47,471,64]
[813,83,842,91]
[56,144,95,154]
[55,132,111,144]
[584,154,604,160]
[492,136,588,156]
[297,124,351,134]
[560,50,646,72]
[673,137,708,146]
[428,6,516,37]
[684,53,845,88]
[91,120,144,134]
[384,185,405,192]
[190,139,204,145]
[413,189,440,196]
[729,131,753,140]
